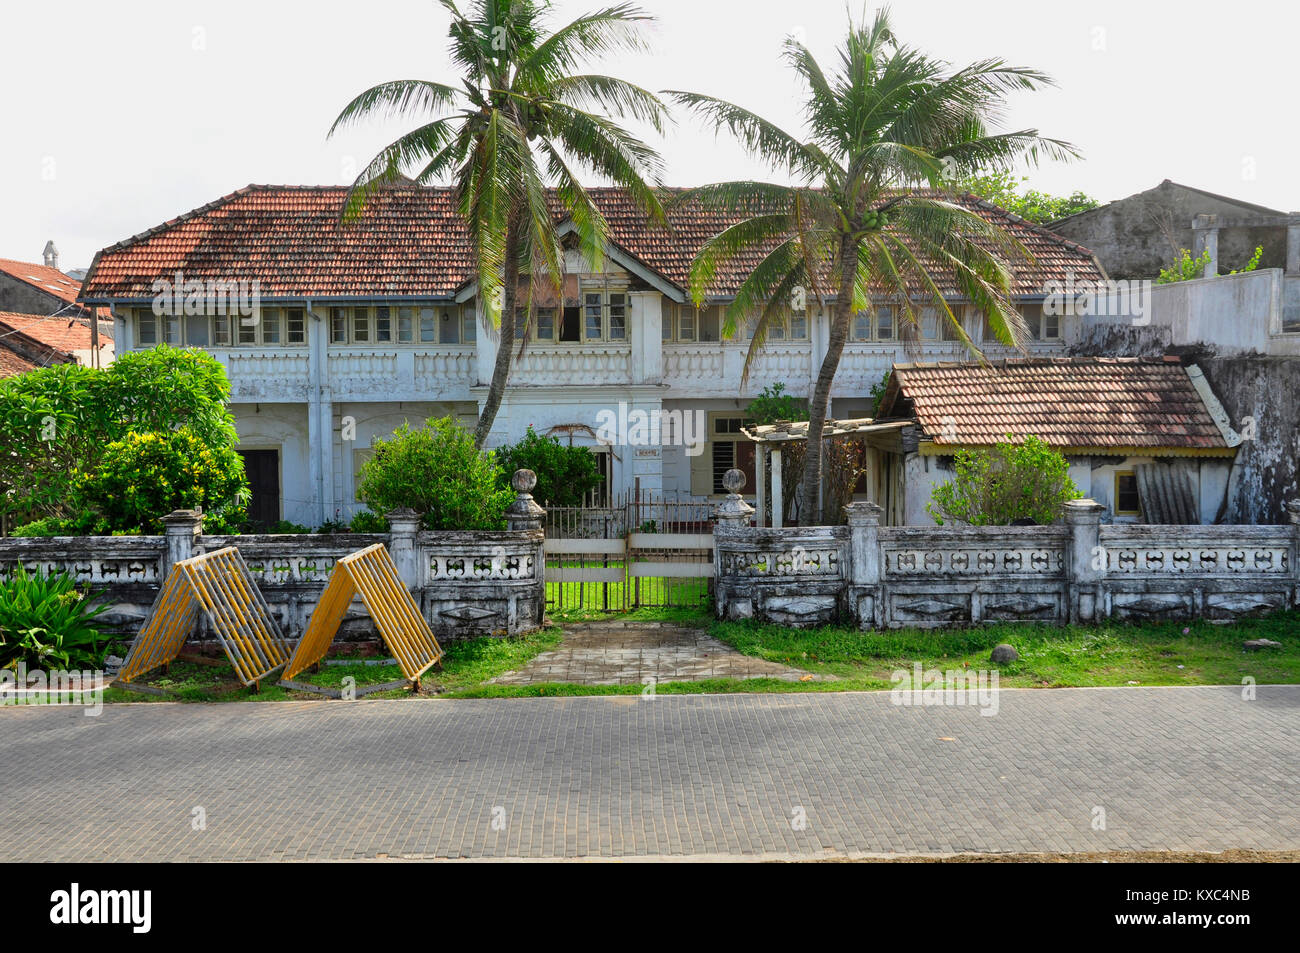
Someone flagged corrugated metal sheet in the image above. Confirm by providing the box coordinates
[1135,462,1199,524]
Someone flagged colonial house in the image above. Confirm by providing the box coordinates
[78,184,1108,527]
[872,357,1242,525]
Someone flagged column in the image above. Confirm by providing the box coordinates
[386,508,422,591]
[845,500,884,629]
[161,510,202,579]
[1063,498,1107,622]
[1192,214,1220,278]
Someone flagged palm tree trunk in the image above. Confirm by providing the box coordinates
[473,207,524,449]
[800,233,858,524]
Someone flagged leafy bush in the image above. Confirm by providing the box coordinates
[349,510,390,533]
[1157,248,1213,284]
[927,435,1082,526]
[356,417,512,531]
[746,382,807,425]
[0,567,109,670]
[0,346,241,527]
[957,171,1099,223]
[494,426,602,507]
[76,428,249,535]
[9,516,82,537]
[264,520,313,535]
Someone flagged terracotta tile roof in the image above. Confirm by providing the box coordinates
[882,357,1231,451]
[0,258,85,305]
[0,311,96,353]
[0,341,36,378]
[81,185,1104,303]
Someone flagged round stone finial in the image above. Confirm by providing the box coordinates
[512,468,538,495]
[722,468,746,494]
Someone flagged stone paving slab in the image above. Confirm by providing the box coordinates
[489,623,824,685]
[0,685,1296,861]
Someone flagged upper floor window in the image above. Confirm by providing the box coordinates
[851,305,896,341]
[577,285,629,342]
[515,307,558,342]
[665,303,722,342]
[137,308,305,348]
[1022,302,1061,341]
[328,303,472,346]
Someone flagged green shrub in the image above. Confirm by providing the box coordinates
[349,510,390,533]
[9,517,81,537]
[264,520,313,535]
[77,428,249,535]
[0,567,109,670]
[494,426,602,507]
[746,382,807,425]
[356,418,513,531]
[0,346,241,528]
[927,435,1082,526]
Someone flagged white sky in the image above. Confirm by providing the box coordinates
[2,0,1295,271]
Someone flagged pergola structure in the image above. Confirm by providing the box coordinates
[740,418,913,527]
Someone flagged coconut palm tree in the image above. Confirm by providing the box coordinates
[330,0,667,447]
[670,8,1075,522]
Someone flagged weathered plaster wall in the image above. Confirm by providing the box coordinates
[1050,181,1288,280]
[1196,356,1300,524]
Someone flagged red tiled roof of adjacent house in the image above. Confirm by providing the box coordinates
[0,341,37,377]
[0,258,85,305]
[881,357,1232,451]
[80,184,1104,302]
[0,257,111,320]
[0,311,96,354]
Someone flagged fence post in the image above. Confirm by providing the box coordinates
[386,508,422,591]
[161,510,202,580]
[844,500,884,628]
[713,470,755,617]
[1063,498,1107,623]
[506,470,547,623]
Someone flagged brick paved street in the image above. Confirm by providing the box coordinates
[489,622,824,685]
[0,685,1296,860]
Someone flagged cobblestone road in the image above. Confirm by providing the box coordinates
[1,685,1295,860]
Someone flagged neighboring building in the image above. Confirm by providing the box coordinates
[0,244,114,372]
[79,184,1105,527]
[1048,179,1296,280]
[873,357,1241,525]
[1072,256,1300,523]
[0,311,112,371]
[0,311,87,377]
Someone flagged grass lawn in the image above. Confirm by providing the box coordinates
[707,610,1300,691]
[100,606,1298,703]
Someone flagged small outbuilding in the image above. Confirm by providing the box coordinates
[873,356,1242,525]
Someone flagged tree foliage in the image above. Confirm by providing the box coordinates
[494,426,602,506]
[0,346,241,529]
[957,170,1098,223]
[330,0,668,447]
[356,417,514,531]
[926,435,1081,526]
[671,8,1074,522]
[76,428,248,535]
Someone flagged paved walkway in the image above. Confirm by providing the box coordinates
[489,621,821,685]
[0,685,1296,860]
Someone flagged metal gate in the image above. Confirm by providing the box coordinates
[543,493,715,612]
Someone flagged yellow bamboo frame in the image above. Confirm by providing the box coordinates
[117,548,291,687]
[281,544,443,685]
